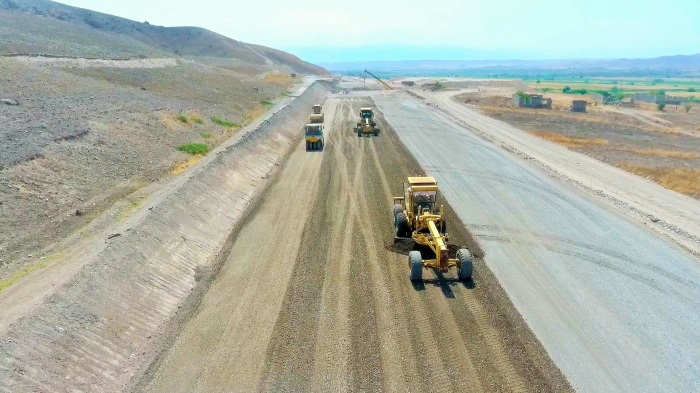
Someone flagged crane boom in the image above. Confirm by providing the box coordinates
[363,69,394,90]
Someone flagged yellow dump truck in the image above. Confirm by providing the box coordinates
[393,176,473,281]
[355,107,379,137]
[310,104,324,123]
[305,123,325,151]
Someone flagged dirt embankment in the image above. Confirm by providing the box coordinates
[0,56,297,276]
[0,81,330,393]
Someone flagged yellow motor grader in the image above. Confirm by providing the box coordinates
[355,107,380,137]
[393,176,473,281]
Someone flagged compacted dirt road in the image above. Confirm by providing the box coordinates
[427,90,700,254]
[374,92,700,393]
[137,97,570,392]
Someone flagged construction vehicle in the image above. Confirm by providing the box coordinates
[355,107,380,137]
[305,124,324,151]
[393,176,473,281]
[364,69,394,90]
[310,104,324,123]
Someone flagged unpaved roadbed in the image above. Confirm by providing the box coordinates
[138,97,570,392]
[375,92,700,392]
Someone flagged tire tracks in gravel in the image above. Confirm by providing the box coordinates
[135,97,338,393]
[260,96,569,392]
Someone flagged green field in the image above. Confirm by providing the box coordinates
[525,78,700,99]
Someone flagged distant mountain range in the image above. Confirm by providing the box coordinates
[0,0,328,74]
[321,54,700,73]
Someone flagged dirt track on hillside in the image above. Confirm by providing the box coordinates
[138,97,570,392]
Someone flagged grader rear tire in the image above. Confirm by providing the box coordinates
[395,211,408,238]
[409,251,423,281]
[457,248,473,280]
[393,204,403,224]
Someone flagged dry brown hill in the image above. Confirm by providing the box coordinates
[0,0,328,74]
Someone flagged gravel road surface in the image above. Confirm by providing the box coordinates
[374,93,700,392]
[138,97,570,392]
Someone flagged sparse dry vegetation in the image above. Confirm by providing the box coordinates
[473,89,700,199]
[613,148,700,159]
[617,164,700,196]
[171,155,203,175]
[245,104,266,124]
[176,114,189,124]
[191,115,204,124]
[262,72,297,87]
[527,131,609,148]
[0,262,48,292]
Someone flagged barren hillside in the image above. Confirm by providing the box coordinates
[0,0,328,74]
[0,0,327,279]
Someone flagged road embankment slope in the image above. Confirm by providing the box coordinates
[0,80,329,392]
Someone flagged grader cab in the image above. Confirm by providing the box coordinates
[355,107,379,137]
[393,176,473,281]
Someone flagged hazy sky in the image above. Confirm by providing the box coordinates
[56,0,700,63]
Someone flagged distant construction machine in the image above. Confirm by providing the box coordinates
[355,107,380,137]
[310,104,324,123]
[305,123,324,151]
[364,69,394,90]
[393,176,473,281]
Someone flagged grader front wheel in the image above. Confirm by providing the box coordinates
[457,248,473,280]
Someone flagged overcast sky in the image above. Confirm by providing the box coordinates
[56,0,700,63]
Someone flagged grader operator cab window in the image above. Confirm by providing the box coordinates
[413,190,437,214]
[361,110,372,119]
